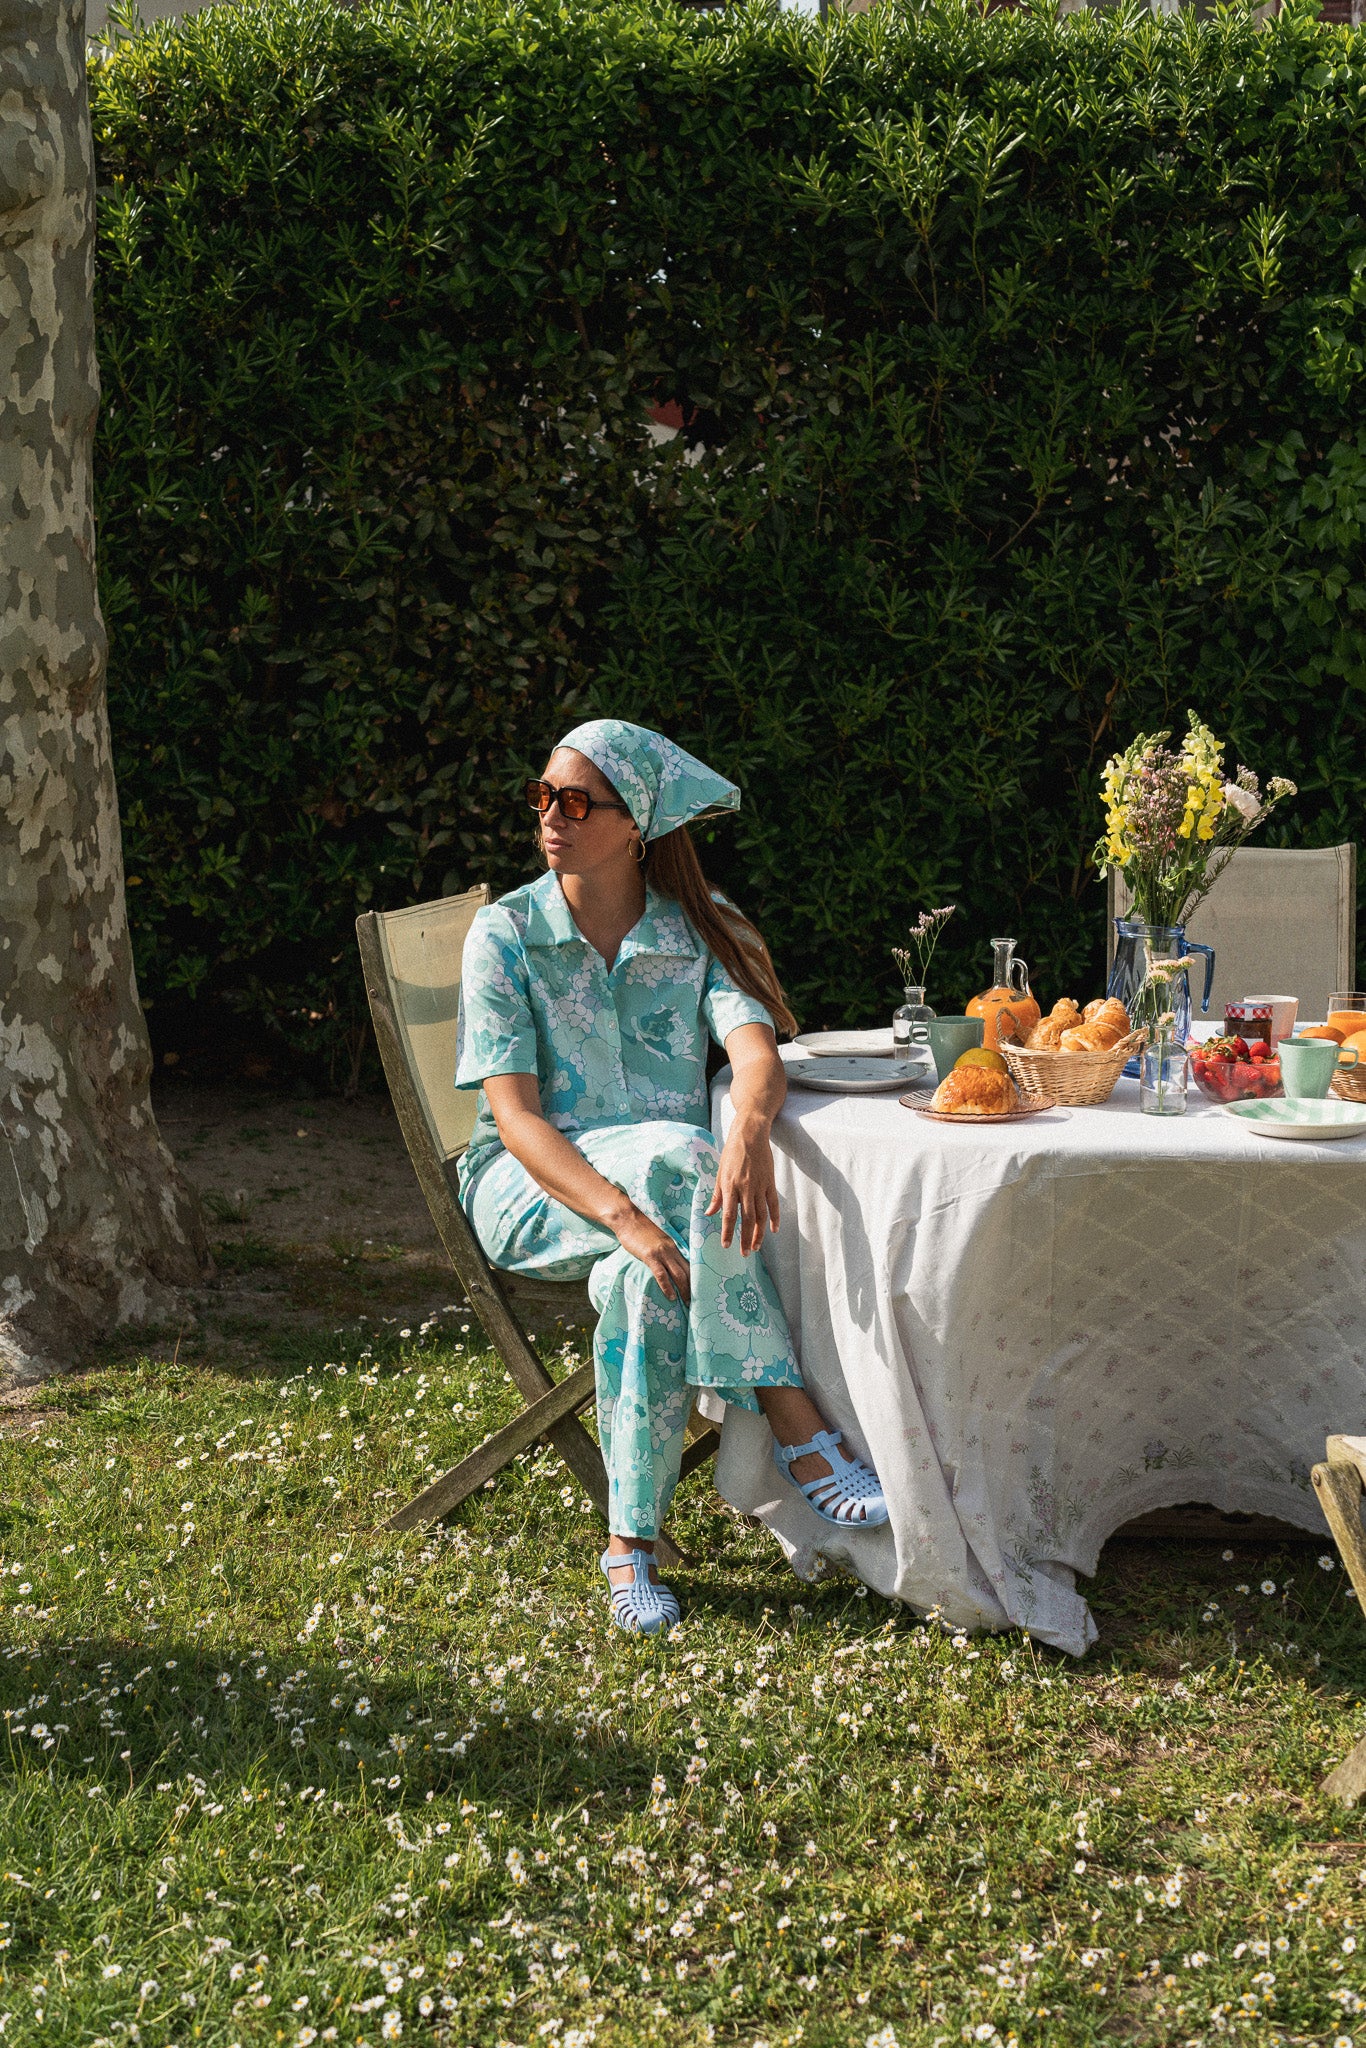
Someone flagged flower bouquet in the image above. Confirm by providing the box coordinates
[1094,710,1295,928]
[1094,711,1296,1057]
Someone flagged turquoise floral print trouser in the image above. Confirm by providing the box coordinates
[464,1120,803,1539]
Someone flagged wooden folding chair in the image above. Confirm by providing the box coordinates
[356,888,718,1564]
[1312,1437,1366,1802]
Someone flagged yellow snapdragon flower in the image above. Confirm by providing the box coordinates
[1177,715,1225,841]
[1101,757,1133,862]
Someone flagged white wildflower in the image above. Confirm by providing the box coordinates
[1221,781,1261,822]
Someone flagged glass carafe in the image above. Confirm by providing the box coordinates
[967,937,1040,1052]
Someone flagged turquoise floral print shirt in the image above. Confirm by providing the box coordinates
[455,870,774,1193]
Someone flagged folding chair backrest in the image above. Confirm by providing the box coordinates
[1109,844,1357,1020]
[365,887,489,1166]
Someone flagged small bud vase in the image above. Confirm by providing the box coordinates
[1140,1040,1190,1116]
[893,985,936,1061]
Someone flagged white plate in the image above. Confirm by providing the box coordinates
[1223,1098,1366,1141]
[792,1028,902,1059]
[786,1056,931,1095]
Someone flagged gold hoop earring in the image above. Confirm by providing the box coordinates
[629,838,646,865]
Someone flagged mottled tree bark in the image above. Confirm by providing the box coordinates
[0,0,207,1381]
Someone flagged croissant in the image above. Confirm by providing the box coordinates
[1060,1022,1118,1052]
[1091,998,1130,1038]
[1025,997,1082,1050]
[930,1066,1020,1115]
[1060,1001,1131,1053]
[1082,996,1129,1030]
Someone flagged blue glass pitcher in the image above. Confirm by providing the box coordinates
[1107,919,1216,1075]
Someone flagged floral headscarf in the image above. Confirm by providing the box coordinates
[555,719,740,843]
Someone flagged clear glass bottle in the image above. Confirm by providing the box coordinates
[893,984,936,1063]
[967,937,1040,1051]
[1140,1040,1190,1116]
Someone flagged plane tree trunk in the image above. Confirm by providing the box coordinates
[0,0,207,1382]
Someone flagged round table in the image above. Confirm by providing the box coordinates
[710,1052,1366,1654]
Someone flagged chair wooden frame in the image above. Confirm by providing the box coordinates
[1312,1436,1366,1802]
[356,890,718,1564]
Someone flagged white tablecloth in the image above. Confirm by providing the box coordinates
[710,1055,1366,1655]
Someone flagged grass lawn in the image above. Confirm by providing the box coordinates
[3,1305,1366,2048]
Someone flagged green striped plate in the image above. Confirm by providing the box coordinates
[1223,1098,1366,1141]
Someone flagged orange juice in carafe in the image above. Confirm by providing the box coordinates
[967,937,1040,1051]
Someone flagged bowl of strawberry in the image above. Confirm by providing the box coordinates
[1189,1035,1284,1104]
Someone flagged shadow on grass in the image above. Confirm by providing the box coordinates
[0,1634,664,1818]
[1081,1529,1366,1700]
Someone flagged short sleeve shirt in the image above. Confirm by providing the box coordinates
[455,870,773,1192]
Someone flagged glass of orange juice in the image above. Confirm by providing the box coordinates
[1327,992,1366,1042]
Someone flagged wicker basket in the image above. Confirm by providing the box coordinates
[1000,1028,1147,1108]
[1331,1062,1366,1105]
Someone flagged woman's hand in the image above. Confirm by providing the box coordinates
[708,1022,786,1254]
[611,1208,691,1304]
[482,1075,692,1301]
[707,1117,781,1254]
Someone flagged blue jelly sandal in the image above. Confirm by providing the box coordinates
[600,1547,681,1636]
[773,1428,889,1528]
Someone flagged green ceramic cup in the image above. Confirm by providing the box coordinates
[1278,1035,1358,1099]
[924,1014,986,1083]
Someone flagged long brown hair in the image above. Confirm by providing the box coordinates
[647,825,799,1039]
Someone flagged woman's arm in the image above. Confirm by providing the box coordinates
[481,1073,692,1303]
[706,1021,786,1254]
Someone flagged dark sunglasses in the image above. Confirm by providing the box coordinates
[525,778,631,824]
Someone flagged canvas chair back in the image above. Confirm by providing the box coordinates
[1109,844,1357,1021]
[364,886,488,1166]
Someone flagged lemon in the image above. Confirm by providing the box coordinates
[954,1047,1008,1075]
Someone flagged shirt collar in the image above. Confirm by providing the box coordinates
[523,870,581,948]
[523,871,702,961]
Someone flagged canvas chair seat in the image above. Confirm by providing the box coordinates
[356,888,718,1557]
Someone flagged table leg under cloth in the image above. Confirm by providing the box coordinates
[710,1074,1366,1656]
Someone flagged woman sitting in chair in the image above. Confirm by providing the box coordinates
[455,719,887,1634]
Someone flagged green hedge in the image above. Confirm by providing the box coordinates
[92,0,1366,1074]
